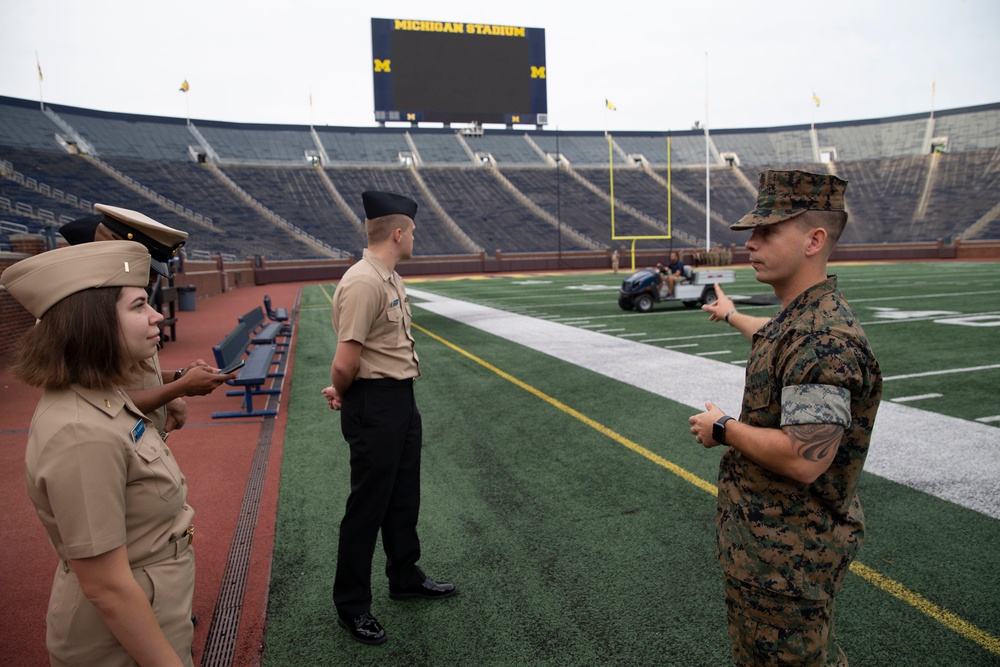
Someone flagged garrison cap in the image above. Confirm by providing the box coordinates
[732,170,848,230]
[0,241,151,319]
[58,214,103,246]
[59,204,187,278]
[362,191,418,221]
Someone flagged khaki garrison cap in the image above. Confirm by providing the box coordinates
[0,241,151,319]
[732,170,848,230]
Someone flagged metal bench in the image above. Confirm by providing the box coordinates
[210,320,282,418]
[264,294,291,335]
[239,306,287,348]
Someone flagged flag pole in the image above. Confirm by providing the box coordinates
[180,79,190,124]
[36,52,44,110]
[931,76,936,120]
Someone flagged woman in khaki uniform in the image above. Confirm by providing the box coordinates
[1,241,196,667]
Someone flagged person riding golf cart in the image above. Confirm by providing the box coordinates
[618,265,735,313]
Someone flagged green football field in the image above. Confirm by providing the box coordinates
[265,261,1000,666]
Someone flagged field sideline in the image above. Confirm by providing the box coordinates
[265,261,999,666]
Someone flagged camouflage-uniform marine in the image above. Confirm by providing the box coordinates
[718,170,883,665]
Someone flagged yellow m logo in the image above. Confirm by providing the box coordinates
[531,66,546,79]
[511,116,520,123]
[374,59,391,72]
[407,113,416,121]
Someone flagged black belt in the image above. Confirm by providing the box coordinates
[354,377,413,387]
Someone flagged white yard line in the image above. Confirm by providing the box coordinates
[891,393,944,403]
[410,288,1000,521]
[883,364,1000,381]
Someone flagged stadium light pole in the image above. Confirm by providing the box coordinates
[705,52,711,253]
[705,51,712,253]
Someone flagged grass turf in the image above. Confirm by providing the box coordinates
[264,262,1000,666]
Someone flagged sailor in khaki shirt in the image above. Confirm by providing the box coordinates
[322,191,457,647]
[2,241,196,667]
[59,204,234,437]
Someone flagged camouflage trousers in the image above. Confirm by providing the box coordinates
[724,576,848,667]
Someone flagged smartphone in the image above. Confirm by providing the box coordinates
[218,358,246,375]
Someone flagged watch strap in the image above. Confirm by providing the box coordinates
[713,415,736,445]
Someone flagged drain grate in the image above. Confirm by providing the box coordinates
[199,299,297,667]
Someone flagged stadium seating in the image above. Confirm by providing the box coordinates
[221,165,367,252]
[315,127,408,164]
[197,123,316,164]
[464,133,548,165]
[409,132,475,165]
[2,94,998,259]
[50,104,193,161]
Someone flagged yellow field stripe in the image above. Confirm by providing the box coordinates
[414,322,717,496]
[412,320,1000,658]
[849,562,1000,655]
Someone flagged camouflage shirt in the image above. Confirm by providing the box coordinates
[717,276,882,600]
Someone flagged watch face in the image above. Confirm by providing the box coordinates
[713,417,732,445]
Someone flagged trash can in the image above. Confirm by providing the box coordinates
[177,285,197,312]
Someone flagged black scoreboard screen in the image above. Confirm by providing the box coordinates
[371,18,547,126]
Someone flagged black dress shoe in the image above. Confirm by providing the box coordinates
[337,612,387,645]
[388,577,459,600]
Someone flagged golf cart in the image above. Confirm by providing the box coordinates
[618,266,736,312]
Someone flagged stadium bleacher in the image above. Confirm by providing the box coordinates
[1,94,998,259]
[463,133,548,165]
[315,127,409,165]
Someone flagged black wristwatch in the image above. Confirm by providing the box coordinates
[713,416,736,446]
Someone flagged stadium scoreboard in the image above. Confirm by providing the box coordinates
[371,18,548,127]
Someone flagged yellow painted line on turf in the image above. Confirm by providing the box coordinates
[850,562,1000,655]
[317,283,334,301]
[412,319,1000,658]
[412,322,717,495]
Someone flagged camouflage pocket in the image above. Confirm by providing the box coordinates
[744,369,777,426]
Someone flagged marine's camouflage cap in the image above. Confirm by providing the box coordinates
[732,170,848,230]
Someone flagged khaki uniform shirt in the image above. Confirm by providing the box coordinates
[137,354,169,435]
[717,277,882,600]
[25,383,195,664]
[331,249,420,380]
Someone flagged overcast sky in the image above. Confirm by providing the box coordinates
[2,0,998,133]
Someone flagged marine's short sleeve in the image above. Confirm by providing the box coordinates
[36,421,128,559]
[780,384,851,428]
[777,331,862,429]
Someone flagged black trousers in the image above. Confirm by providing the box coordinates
[334,379,424,617]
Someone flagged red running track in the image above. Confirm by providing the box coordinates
[0,282,308,667]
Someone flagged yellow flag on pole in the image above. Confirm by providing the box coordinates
[606,99,617,111]
[36,53,43,81]
[812,92,820,107]
[179,79,190,92]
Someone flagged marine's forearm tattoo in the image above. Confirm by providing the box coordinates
[785,423,843,462]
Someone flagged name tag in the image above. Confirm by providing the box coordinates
[130,419,146,444]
